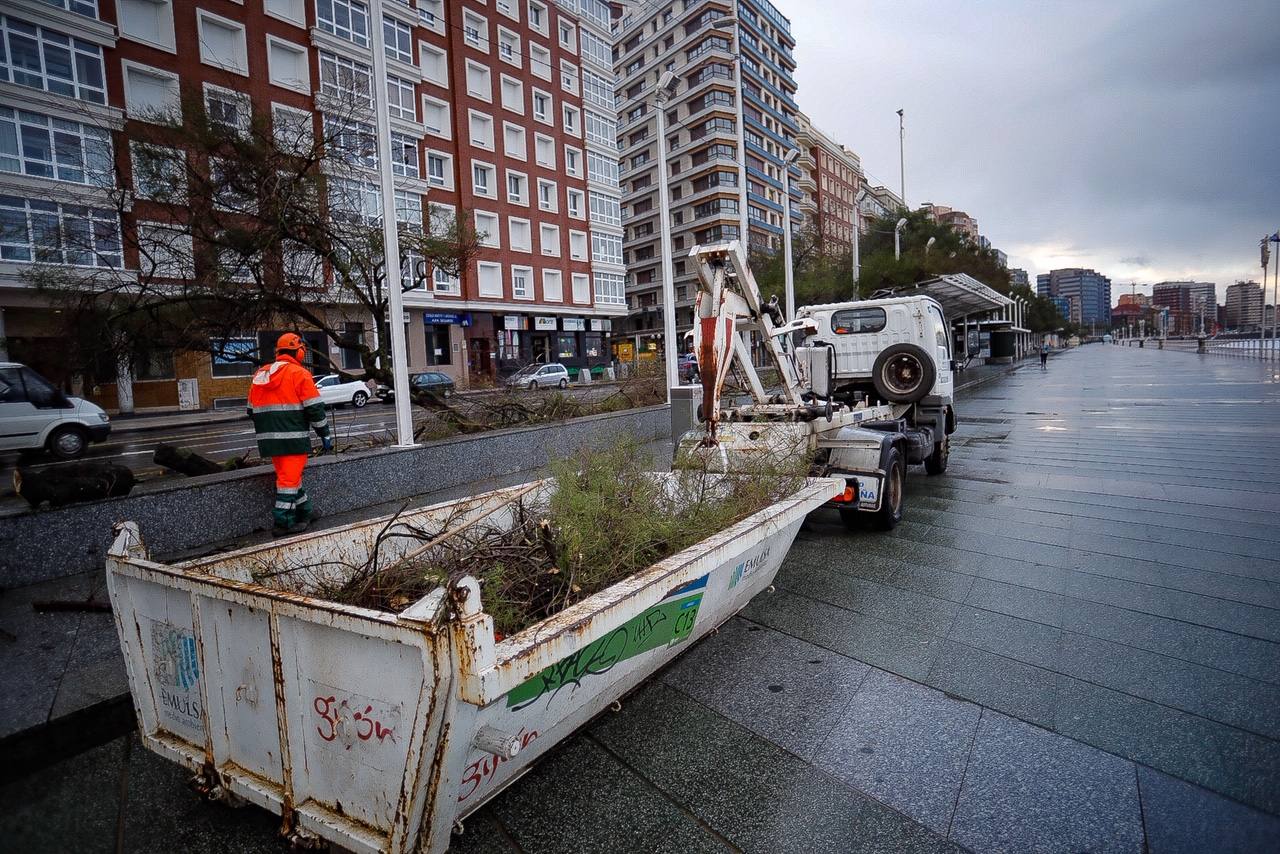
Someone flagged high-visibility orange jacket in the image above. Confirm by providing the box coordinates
[246,354,330,457]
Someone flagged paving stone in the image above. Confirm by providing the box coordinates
[0,734,124,853]
[813,669,981,835]
[964,577,1066,627]
[661,617,869,761]
[947,607,1062,669]
[950,711,1142,854]
[1138,765,1280,854]
[591,682,964,854]
[926,640,1059,729]
[780,564,961,637]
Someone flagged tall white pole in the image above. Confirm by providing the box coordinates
[1272,233,1279,358]
[781,152,796,321]
[897,108,906,208]
[369,0,414,447]
[655,92,679,398]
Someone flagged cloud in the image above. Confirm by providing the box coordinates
[1120,256,1151,267]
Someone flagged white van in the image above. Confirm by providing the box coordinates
[0,362,111,459]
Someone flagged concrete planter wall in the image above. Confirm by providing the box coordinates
[1,405,670,588]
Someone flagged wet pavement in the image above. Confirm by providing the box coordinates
[4,345,1279,852]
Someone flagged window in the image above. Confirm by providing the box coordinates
[267,36,309,93]
[422,96,449,137]
[529,42,552,80]
[205,85,252,137]
[506,170,527,204]
[463,10,488,51]
[594,272,625,305]
[511,265,532,299]
[581,69,612,109]
[421,42,448,85]
[418,0,444,33]
[560,61,578,94]
[580,28,610,68]
[0,195,121,267]
[197,11,248,75]
[384,16,413,64]
[589,191,620,226]
[136,222,193,279]
[495,0,518,20]
[0,108,112,187]
[472,161,495,198]
[320,51,373,106]
[542,269,562,301]
[527,1,547,34]
[567,188,584,218]
[571,273,590,304]
[562,104,580,136]
[508,217,531,252]
[426,151,452,188]
[317,0,369,46]
[559,21,576,52]
[119,0,177,51]
[465,60,492,101]
[122,61,179,120]
[474,210,499,246]
[564,145,582,178]
[391,131,418,177]
[590,230,621,265]
[469,111,494,149]
[532,89,552,124]
[386,75,417,120]
[265,0,306,26]
[831,307,887,334]
[534,134,555,168]
[569,230,587,261]
[500,76,523,113]
[210,158,257,214]
[585,111,616,148]
[587,151,619,187]
[130,142,185,199]
[328,176,380,223]
[539,223,560,256]
[537,179,557,212]
[422,324,451,366]
[503,122,526,160]
[324,115,377,169]
[477,261,503,297]
[0,18,107,104]
[497,28,520,66]
[433,264,459,295]
[210,338,258,377]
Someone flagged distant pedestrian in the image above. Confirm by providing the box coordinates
[1039,343,1050,369]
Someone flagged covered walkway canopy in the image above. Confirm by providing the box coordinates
[872,273,1031,361]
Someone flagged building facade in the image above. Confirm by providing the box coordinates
[860,184,902,229]
[920,202,978,244]
[1224,280,1263,330]
[612,0,799,341]
[794,112,860,247]
[1037,268,1112,329]
[1151,281,1216,336]
[0,0,625,411]
[1009,268,1029,290]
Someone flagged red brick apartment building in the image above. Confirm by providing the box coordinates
[0,0,624,410]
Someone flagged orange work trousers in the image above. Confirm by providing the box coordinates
[271,454,310,528]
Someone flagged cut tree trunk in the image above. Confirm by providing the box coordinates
[15,462,136,509]
[153,444,252,477]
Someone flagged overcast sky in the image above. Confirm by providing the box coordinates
[787,0,1280,303]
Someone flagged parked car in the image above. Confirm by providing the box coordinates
[506,363,570,390]
[0,362,111,460]
[678,353,700,382]
[378,371,456,403]
[313,374,371,408]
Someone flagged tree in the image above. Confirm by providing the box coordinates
[852,209,1011,298]
[26,88,483,409]
[748,214,858,308]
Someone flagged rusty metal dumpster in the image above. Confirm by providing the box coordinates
[105,474,839,853]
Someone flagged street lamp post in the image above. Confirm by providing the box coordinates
[368,0,414,447]
[852,187,866,295]
[655,71,681,398]
[781,148,799,321]
[896,108,905,208]
[894,217,908,261]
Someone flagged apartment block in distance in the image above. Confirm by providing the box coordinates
[0,0,626,411]
[795,112,861,247]
[613,0,800,341]
[1224,280,1263,331]
[1151,280,1216,335]
[1037,268,1113,329]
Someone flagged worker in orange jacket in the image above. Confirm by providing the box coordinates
[247,333,332,533]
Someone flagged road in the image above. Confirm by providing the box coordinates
[4,346,1277,853]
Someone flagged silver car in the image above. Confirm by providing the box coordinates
[506,363,570,390]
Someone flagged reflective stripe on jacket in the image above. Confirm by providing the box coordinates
[246,355,330,457]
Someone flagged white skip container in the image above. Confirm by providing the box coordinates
[105,475,840,853]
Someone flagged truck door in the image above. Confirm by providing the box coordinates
[928,305,953,397]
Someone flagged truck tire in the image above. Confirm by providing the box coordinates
[925,437,949,475]
[871,343,936,404]
[871,447,905,530]
[47,425,89,461]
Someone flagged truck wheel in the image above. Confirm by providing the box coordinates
[871,343,936,403]
[872,447,905,530]
[925,437,949,475]
[48,425,88,460]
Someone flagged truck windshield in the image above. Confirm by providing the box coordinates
[831,307,887,334]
